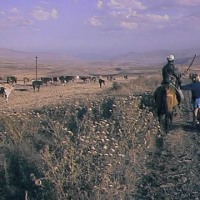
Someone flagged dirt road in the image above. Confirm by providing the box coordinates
[136,89,200,199]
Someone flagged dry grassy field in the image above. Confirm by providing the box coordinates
[0,64,158,112]
[0,75,136,113]
[0,79,112,112]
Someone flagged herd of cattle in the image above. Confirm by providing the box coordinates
[1,72,197,103]
[30,75,107,91]
[5,74,126,85]
[0,74,117,102]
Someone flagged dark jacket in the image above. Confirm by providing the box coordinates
[181,82,200,99]
[162,61,182,86]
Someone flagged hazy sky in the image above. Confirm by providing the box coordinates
[0,0,200,56]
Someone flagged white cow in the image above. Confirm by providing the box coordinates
[0,83,14,102]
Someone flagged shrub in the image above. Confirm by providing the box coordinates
[0,78,161,199]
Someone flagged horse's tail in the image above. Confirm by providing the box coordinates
[162,86,167,114]
[154,86,166,115]
[164,85,177,113]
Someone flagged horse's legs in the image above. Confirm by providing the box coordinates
[157,110,162,123]
[193,110,196,125]
[158,115,161,123]
[165,112,173,133]
[165,114,170,132]
[169,112,173,122]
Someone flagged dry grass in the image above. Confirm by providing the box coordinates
[0,74,162,199]
[0,67,199,200]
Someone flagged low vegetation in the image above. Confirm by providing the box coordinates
[0,76,199,199]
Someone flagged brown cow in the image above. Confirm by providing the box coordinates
[23,77,30,85]
[7,76,17,84]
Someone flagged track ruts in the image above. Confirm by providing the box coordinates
[136,90,200,199]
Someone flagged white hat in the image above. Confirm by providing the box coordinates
[167,54,175,62]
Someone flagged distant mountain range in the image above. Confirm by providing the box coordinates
[109,49,200,68]
[0,48,76,60]
[0,47,199,69]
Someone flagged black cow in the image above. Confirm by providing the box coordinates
[99,78,105,88]
[124,75,128,79]
[41,77,52,86]
[53,77,59,82]
[79,76,90,82]
[32,80,42,92]
[59,76,66,84]
[0,87,5,97]
[7,76,17,84]
[65,75,75,82]
[91,76,97,82]
[59,76,75,84]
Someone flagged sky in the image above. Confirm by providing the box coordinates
[0,0,200,57]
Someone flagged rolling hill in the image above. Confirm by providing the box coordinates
[0,47,199,77]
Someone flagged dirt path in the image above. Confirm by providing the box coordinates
[136,90,200,199]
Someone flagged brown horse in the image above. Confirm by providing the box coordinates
[154,84,179,132]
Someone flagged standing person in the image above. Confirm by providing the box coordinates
[181,75,200,125]
[161,54,184,104]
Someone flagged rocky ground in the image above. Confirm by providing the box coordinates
[137,89,200,199]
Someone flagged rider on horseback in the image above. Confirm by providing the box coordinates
[161,54,184,105]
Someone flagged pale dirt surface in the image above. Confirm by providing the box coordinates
[0,63,151,114]
[0,75,138,113]
[0,80,114,113]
